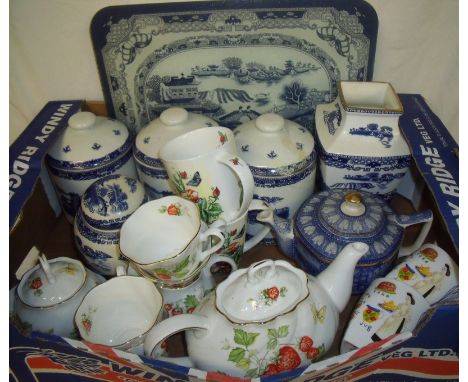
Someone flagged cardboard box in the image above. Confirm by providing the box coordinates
[9,97,459,381]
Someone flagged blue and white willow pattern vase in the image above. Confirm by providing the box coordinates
[315,81,411,200]
[46,111,137,222]
[73,174,147,276]
[234,113,316,244]
[133,107,217,200]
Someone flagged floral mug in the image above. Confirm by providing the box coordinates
[159,126,254,226]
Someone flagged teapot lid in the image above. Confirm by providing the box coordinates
[295,189,403,265]
[17,256,86,308]
[46,112,133,171]
[80,175,147,230]
[134,107,217,167]
[215,260,309,324]
[233,113,315,175]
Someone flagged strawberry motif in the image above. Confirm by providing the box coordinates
[230,157,240,165]
[299,336,313,352]
[183,189,199,203]
[82,318,92,334]
[307,347,320,360]
[268,287,280,300]
[179,171,188,179]
[167,204,181,215]
[171,308,183,316]
[164,304,173,312]
[263,363,280,376]
[30,277,42,290]
[218,131,228,145]
[277,346,301,371]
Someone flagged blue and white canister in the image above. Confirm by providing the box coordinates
[46,111,137,222]
[133,107,217,200]
[315,81,412,199]
[73,174,148,276]
[234,113,316,244]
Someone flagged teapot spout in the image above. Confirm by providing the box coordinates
[256,208,295,260]
[316,242,369,313]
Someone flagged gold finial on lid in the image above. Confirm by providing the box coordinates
[344,191,362,204]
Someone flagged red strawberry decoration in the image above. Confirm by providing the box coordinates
[171,308,183,316]
[277,346,301,371]
[267,287,280,300]
[299,336,313,352]
[167,204,180,215]
[30,277,42,290]
[307,347,320,360]
[263,363,281,376]
[164,304,173,311]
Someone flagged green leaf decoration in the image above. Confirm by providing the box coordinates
[268,328,278,339]
[184,295,199,309]
[236,358,251,370]
[233,329,259,347]
[228,347,246,363]
[245,369,259,378]
[277,325,289,338]
[174,256,190,273]
[267,337,278,350]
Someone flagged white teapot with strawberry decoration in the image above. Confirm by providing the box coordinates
[144,243,369,377]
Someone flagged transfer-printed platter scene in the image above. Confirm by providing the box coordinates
[91,0,378,134]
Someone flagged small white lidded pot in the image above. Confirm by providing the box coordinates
[233,113,317,243]
[133,107,217,200]
[46,111,137,222]
[13,256,105,338]
[73,175,148,276]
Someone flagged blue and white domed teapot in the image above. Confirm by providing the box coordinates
[257,189,433,293]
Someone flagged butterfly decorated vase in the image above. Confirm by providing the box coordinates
[73,175,148,276]
[13,256,105,338]
[234,113,316,244]
[143,250,368,378]
[46,111,137,222]
[256,189,433,294]
[133,107,217,200]
[316,81,411,200]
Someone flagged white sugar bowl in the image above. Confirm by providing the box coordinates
[133,107,217,200]
[13,256,105,338]
[233,113,316,243]
[74,174,148,276]
[46,111,137,222]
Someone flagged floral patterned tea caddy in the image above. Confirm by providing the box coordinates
[316,81,411,199]
[143,245,369,378]
[233,113,316,244]
[133,107,217,200]
[13,256,104,338]
[73,175,148,276]
[46,111,137,222]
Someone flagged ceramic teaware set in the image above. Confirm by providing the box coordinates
[11,81,458,378]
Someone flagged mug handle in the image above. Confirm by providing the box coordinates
[216,152,254,222]
[244,199,272,252]
[393,210,433,258]
[201,254,238,291]
[143,313,209,359]
[197,227,225,263]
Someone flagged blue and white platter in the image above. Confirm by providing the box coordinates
[91,0,378,134]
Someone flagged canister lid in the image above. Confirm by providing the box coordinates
[46,111,132,171]
[80,175,147,230]
[233,113,315,174]
[17,256,86,308]
[134,107,217,167]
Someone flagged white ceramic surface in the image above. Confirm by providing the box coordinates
[386,243,459,305]
[316,81,411,199]
[159,127,254,226]
[340,277,431,354]
[233,113,316,243]
[75,275,164,355]
[13,256,104,338]
[143,244,368,378]
[119,196,225,283]
[46,111,137,222]
[134,107,217,199]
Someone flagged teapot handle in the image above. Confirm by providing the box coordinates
[143,313,209,359]
[393,210,433,258]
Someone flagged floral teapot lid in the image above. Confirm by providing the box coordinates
[215,259,309,324]
[80,175,147,230]
[17,256,86,308]
[233,113,315,175]
[134,107,217,167]
[46,111,133,171]
[295,189,404,265]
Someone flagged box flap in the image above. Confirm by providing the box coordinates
[9,101,83,231]
[398,94,459,253]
